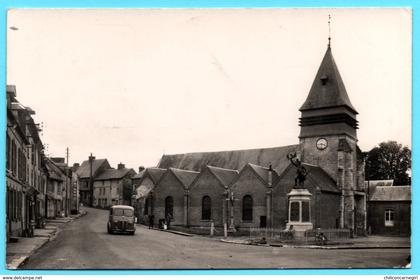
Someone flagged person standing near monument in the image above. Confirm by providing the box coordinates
[166,213,172,230]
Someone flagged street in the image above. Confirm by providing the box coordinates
[21,207,410,269]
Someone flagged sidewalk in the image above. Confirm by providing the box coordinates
[220,235,411,250]
[6,210,87,269]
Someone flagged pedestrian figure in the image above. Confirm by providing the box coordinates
[166,213,172,230]
[149,214,154,229]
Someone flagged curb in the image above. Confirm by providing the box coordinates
[7,237,50,270]
[158,229,194,237]
[219,239,410,250]
[220,239,251,245]
[219,239,269,247]
[146,227,193,237]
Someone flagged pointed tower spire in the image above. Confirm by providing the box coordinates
[328,14,331,48]
[299,44,358,140]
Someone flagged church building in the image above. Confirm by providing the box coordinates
[136,42,367,235]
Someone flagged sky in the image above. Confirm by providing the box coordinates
[6,8,411,170]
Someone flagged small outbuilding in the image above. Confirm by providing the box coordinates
[368,185,411,236]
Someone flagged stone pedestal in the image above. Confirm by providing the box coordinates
[286,188,313,238]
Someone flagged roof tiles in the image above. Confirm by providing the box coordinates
[158,145,299,175]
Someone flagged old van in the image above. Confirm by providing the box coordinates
[107,205,136,235]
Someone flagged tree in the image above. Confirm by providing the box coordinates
[365,141,411,186]
[122,178,134,205]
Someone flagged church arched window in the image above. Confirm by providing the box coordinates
[165,196,173,219]
[242,195,253,221]
[202,196,212,220]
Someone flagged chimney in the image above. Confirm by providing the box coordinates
[138,166,145,173]
[72,163,80,172]
[118,163,125,170]
[268,163,273,187]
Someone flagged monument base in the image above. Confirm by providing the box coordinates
[286,222,313,238]
[287,188,313,239]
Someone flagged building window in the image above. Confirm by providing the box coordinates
[17,147,21,180]
[6,134,10,170]
[6,189,10,221]
[11,140,16,175]
[201,196,212,220]
[385,209,395,227]
[13,190,17,221]
[18,191,22,220]
[242,195,253,221]
[165,196,173,219]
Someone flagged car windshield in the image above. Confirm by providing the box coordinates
[113,209,133,217]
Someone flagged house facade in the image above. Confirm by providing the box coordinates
[368,185,411,236]
[45,158,64,219]
[92,163,136,208]
[76,156,111,206]
[6,85,48,239]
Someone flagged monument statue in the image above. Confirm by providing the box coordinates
[287,152,307,188]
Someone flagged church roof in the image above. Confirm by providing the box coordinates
[207,166,239,186]
[277,162,340,193]
[300,46,358,114]
[157,145,299,174]
[169,168,199,188]
[303,163,340,193]
[143,168,167,185]
[247,163,279,185]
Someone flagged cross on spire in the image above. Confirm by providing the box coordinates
[328,14,332,48]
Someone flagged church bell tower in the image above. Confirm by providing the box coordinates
[299,41,362,231]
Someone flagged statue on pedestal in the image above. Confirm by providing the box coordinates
[287,152,307,188]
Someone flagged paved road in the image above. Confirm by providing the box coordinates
[21,207,410,269]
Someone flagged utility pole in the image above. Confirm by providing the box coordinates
[65,147,70,217]
[66,147,69,165]
[88,153,94,207]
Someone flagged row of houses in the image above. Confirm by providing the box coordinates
[6,85,80,241]
[75,156,138,208]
